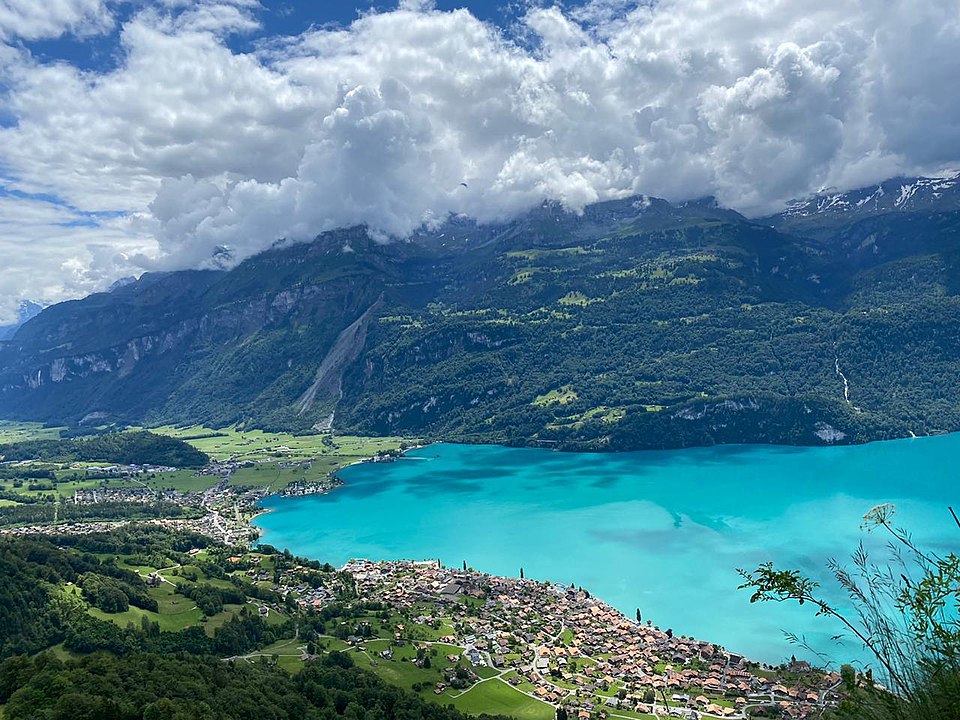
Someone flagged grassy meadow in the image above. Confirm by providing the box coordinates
[151,425,415,492]
[0,420,65,442]
[450,679,554,720]
[152,425,407,462]
[64,548,289,637]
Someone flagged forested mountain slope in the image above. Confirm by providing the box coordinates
[0,531,507,720]
[2,175,960,450]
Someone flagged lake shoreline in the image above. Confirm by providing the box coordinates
[251,434,956,666]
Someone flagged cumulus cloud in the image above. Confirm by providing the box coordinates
[0,0,114,41]
[0,194,155,322]
[0,0,959,320]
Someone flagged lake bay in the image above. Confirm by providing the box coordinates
[254,436,958,666]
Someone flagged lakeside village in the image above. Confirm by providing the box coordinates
[339,560,844,719]
[0,453,360,545]
[2,451,845,719]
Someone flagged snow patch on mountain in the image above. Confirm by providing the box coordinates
[780,172,960,221]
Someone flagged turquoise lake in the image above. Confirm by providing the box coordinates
[254,436,959,667]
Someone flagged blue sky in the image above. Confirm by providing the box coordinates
[19,1,575,72]
[0,0,957,321]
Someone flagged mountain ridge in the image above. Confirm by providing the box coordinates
[0,300,43,342]
[767,171,960,237]
[2,176,960,451]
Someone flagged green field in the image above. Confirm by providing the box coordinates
[358,640,453,688]
[243,637,307,673]
[8,474,156,501]
[448,679,554,720]
[0,425,418,505]
[83,583,205,632]
[73,551,289,636]
[229,463,335,492]
[325,636,475,701]
[501,671,539,695]
[115,557,165,575]
[326,633,552,720]
[200,604,247,632]
[605,709,657,720]
[142,469,218,493]
[317,637,352,653]
[532,386,578,407]
[151,425,411,464]
[0,420,64,442]
[149,425,416,492]
[86,595,277,637]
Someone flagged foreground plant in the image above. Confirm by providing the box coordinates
[738,504,960,719]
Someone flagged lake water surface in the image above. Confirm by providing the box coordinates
[254,436,958,666]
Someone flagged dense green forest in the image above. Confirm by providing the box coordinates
[0,528,505,720]
[0,528,325,659]
[0,529,200,656]
[0,431,209,467]
[0,651,506,720]
[2,187,960,450]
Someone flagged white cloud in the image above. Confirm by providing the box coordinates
[0,0,114,41]
[0,195,154,323]
[0,0,959,319]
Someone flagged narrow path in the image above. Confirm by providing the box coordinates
[127,475,157,497]
[446,669,508,698]
[226,644,306,664]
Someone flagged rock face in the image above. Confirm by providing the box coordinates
[814,422,847,443]
[2,180,960,449]
[0,232,398,430]
[296,300,382,417]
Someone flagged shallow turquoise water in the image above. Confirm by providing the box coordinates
[254,436,958,666]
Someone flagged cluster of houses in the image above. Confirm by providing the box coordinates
[0,519,135,536]
[2,511,257,546]
[73,486,179,504]
[276,573,337,610]
[196,459,256,477]
[280,475,343,497]
[4,461,264,546]
[343,560,844,719]
[83,463,178,476]
[198,457,340,498]
[226,554,344,612]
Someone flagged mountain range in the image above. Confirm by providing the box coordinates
[0,301,43,342]
[2,173,960,451]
